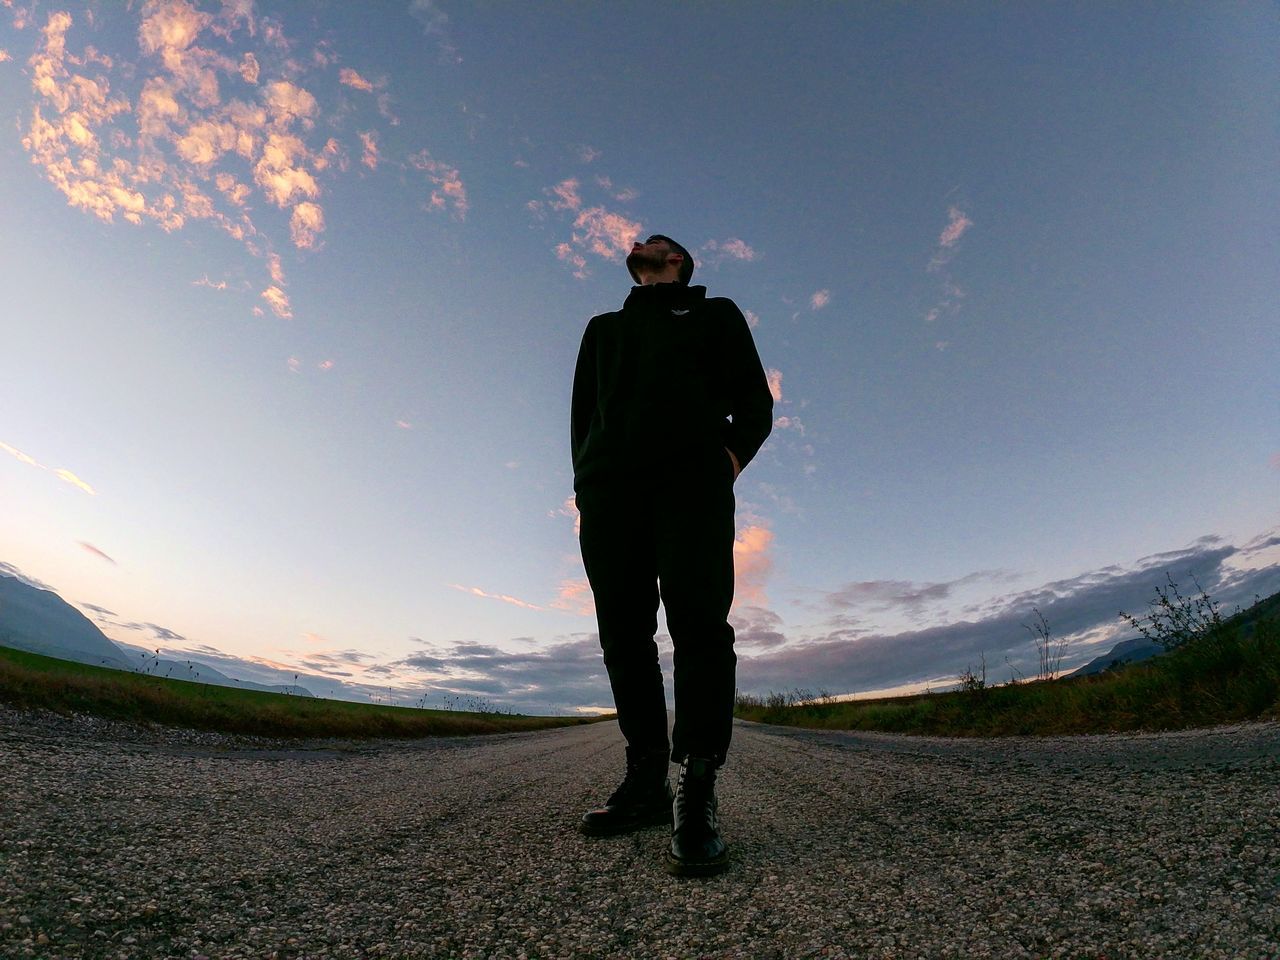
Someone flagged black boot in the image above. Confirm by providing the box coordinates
[580,747,673,836]
[666,757,729,876]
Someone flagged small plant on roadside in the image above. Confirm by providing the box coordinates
[1025,607,1068,681]
[1119,573,1225,651]
[958,652,987,693]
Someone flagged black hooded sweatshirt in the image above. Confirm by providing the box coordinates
[571,282,773,491]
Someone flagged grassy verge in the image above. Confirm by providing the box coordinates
[735,596,1280,737]
[0,646,607,739]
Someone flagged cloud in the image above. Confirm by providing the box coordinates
[338,67,374,92]
[450,583,545,611]
[737,531,1280,698]
[819,571,1011,622]
[576,144,601,164]
[358,130,378,169]
[46,469,95,496]
[407,0,461,64]
[289,200,325,248]
[1,440,42,468]
[743,309,760,329]
[547,178,581,212]
[809,289,831,310]
[192,274,227,289]
[938,205,973,248]
[765,368,784,403]
[551,577,594,617]
[2,440,96,494]
[733,524,774,608]
[14,4,460,328]
[730,605,787,649]
[396,419,413,430]
[408,149,468,220]
[533,176,643,278]
[0,50,11,63]
[928,205,973,272]
[0,562,56,592]
[261,285,292,318]
[78,541,117,564]
[701,237,758,266]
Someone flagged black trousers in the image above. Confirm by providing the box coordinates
[576,449,738,767]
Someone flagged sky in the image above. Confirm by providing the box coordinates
[1,1,1277,714]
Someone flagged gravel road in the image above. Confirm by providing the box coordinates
[2,705,1278,959]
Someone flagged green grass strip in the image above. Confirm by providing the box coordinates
[0,646,606,740]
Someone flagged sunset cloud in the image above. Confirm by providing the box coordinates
[547,178,581,212]
[358,130,378,169]
[733,523,774,607]
[938,205,973,248]
[54,468,96,495]
[1,440,42,468]
[929,205,973,272]
[15,3,460,329]
[551,578,594,617]
[79,541,117,564]
[810,289,831,310]
[765,368,784,403]
[261,285,292,318]
[408,149,468,220]
[572,206,641,261]
[339,67,374,92]
[289,200,325,248]
[450,583,544,611]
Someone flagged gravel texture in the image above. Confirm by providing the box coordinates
[1,703,1278,959]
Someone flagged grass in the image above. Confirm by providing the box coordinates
[0,645,607,740]
[735,588,1280,738]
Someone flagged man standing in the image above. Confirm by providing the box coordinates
[571,234,773,876]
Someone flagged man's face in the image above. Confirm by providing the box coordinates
[626,236,675,277]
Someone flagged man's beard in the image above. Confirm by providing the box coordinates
[626,247,667,278]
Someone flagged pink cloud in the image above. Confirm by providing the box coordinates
[1269,452,1280,472]
[551,578,594,617]
[317,359,334,371]
[733,524,773,607]
[408,149,467,220]
[287,356,302,372]
[78,541,116,564]
[192,274,227,289]
[572,206,641,261]
[396,419,413,430]
[548,178,581,212]
[938,206,972,248]
[0,50,10,63]
[338,67,374,92]
[358,130,378,170]
[261,285,291,318]
[289,200,324,248]
[238,51,258,83]
[765,368,783,403]
[810,289,831,310]
[744,309,760,329]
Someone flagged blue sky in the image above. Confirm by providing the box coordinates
[1,1,1277,712]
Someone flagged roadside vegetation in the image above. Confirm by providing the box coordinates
[735,582,1280,737]
[0,646,604,739]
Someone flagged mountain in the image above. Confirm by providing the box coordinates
[0,572,313,697]
[1068,636,1166,677]
[0,574,133,668]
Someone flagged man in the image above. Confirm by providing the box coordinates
[570,234,773,876]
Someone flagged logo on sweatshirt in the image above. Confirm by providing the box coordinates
[671,309,690,316]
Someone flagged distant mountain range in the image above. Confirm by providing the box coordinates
[0,573,313,697]
[1066,589,1280,678]
[1067,636,1166,677]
